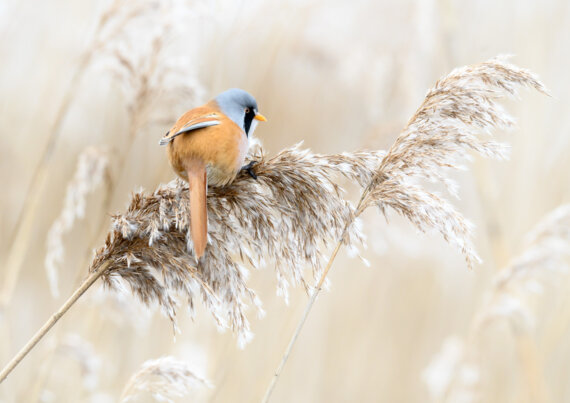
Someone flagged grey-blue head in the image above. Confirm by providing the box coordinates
[214,88,266,137]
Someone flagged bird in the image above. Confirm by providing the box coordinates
[159,88,267,260]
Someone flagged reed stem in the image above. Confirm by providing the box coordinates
[261,190,370,402]
[0,46,94,308]
[261,240,344,403]
[0,261,109,384]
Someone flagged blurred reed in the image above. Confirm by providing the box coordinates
[424,204,570,403]
[90,58,544,350]
[0,56,545,391]
[119,356,211,403]
[45,147,110,297]
[263,56,547,401]
[0,0,164,308]
[46,0,204,298]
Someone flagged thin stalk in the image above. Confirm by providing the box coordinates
[0,0,125,308]
[6,23,168,388]
[262,241,343,403]
[0,52,86,306]
[0,20,104,308]
[0,261,110,384]
[118,373,139,403]
[262,193,369,403]
[1,0,156,308]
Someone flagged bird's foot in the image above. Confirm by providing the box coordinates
[241,160,258,180]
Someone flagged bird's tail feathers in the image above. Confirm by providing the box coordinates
[187,160,207,260]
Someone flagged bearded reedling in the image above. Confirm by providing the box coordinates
[160,88,267,259]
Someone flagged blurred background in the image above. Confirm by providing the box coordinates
[1,0,569,402]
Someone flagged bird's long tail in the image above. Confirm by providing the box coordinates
[187,160,207,260]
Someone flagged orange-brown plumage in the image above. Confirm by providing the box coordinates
[166,101,249,186]
[161,89,266,260]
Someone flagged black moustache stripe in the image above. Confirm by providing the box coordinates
[243,109,256,136]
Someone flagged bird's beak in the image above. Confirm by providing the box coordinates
[254,113,267,122]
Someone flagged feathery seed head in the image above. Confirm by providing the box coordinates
[90,57,546,342]
[120,356,211,403]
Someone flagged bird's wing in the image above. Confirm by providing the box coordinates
[159,113,221,145]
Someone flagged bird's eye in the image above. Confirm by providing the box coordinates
[245,107,251,114]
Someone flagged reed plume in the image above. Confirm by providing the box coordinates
[0,57,545,385]
[45,147,110,297]
[262,56,547,401]
[422,336,474,403]
[44,0,201,305]
[359,56,547,268]
[0,0,167,308]
[104,16,205,138]
[90,145,380,344]
[88,57,546,346]
[119,356,210,403]
[424,204,570,403]
[475,204,570,333]
[76,4,204,290]
[56,333,101,391]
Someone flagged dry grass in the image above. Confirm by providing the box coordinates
[424,204,570,403]
[86,58,544,354]
[119,356,210,403]
[1,0,568,402]
[45,147,110,297]
[0,0,159,308]
[91,146,374,344]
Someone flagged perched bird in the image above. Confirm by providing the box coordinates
[159,88,267,260]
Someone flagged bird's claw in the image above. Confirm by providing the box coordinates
[241,160,258,180]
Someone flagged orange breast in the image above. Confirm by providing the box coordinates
[167,102,248,186]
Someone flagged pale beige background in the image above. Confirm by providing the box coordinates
[1,0,569,402]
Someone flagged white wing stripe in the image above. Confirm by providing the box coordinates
[158,120,221,146]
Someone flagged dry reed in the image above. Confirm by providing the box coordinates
[262,56,546,401]
[87,58,543,344]
[119,356,210,403]
[19,3,206,395]
[25,332,102,402]
[64,0,204,295]
[72,5,204,289]
[55,333,101,391]
[0,0,164,308]
[424,204,570,403]
[90,144,379,344]
[476,204,570,332]
[103,17,205,139]
[0,57,545,390]
[45,147,110,297]
[88,57,543,342]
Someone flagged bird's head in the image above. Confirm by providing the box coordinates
[215,88,267,137]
